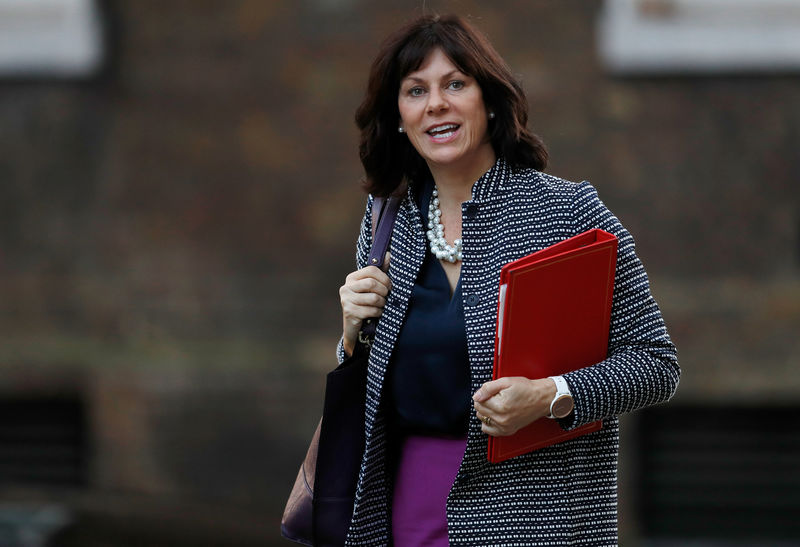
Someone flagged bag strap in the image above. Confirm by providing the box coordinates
[359,194,401,344]
[368,195,400,268]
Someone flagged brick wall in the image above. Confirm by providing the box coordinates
[0,0,798,543]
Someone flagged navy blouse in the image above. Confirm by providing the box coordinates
[385,181,471,436]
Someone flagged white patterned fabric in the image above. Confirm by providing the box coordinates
[336,158,680,546]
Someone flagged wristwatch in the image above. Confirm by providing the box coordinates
[547,376,574,419]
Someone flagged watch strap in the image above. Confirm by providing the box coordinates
[549,375,571,396]
[547,375,573,419]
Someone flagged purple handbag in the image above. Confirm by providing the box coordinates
[281,195,400,546]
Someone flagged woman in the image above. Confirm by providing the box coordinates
[338,14,679,546]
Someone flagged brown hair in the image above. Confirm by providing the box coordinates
[355,14,548,196]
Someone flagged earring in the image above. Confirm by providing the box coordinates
[398,127,405,133]
[488,111,495,119]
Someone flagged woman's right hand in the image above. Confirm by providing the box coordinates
[339,259,391,357]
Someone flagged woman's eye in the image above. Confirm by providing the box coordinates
[409,87,425,97]
[448,80,465,91]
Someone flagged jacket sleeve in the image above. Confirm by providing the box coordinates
[335,195,375,364]
[560,181,680,429]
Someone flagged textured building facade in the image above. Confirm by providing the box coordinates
[0,1,797,545]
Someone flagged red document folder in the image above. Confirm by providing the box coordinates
[487,229,618,463]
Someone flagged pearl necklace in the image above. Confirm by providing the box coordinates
[426,187,463,263]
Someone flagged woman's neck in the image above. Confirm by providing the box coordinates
[428,150,496,206]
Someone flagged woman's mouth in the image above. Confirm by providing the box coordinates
[426,123,460,140]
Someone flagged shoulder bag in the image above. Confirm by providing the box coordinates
[281,194,401,546]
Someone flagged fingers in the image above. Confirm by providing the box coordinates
[473,377,549,437]
[340,267,392,320]
[344,265,391,293]
[340,265,394,352]
[474,397,505,421]
[343,275,391,298]
[340,287,388,316]
[472,380,511,436]
[474,400,502,424]
[472,377,512,403]
[474,392,507,415]
[476,411,494,432]
[475,409,508,437]
[341,267,391,304]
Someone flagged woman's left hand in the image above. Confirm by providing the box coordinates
[472,377,557,436]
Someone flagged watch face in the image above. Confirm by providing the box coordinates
[552,395,574,418]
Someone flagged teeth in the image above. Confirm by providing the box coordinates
[428,124,459,135]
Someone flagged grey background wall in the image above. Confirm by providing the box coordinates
[0,1,798,545]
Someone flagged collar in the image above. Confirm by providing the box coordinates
[469,156,509,203]
[406,156,510,207]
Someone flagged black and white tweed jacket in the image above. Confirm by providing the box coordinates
[336,158,680,546]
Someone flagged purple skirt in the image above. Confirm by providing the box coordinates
[392,435,468,546]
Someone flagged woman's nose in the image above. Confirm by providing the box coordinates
[426,89,449,113]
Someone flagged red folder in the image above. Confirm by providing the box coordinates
[487,229,618,463]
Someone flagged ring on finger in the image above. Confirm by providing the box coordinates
[480,414,492,426]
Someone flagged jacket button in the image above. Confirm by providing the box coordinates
[465,293,480,306]
[464,203,479,218]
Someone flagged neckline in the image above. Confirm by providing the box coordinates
[432,254,462,302]
[417,180,462,301]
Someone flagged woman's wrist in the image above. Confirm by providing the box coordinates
[342,335,355,358]
[342,317,360,358]
[530,378,557,419]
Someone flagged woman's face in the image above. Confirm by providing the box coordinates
[398,48,494,177]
